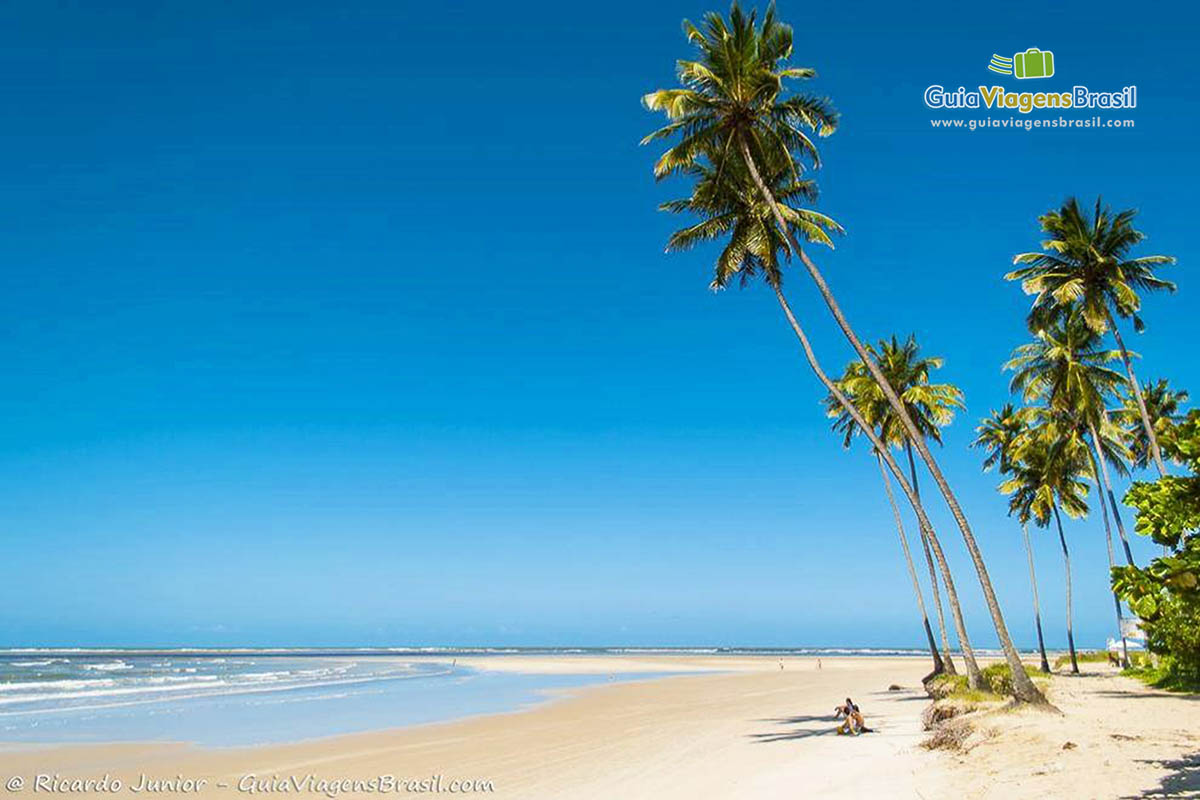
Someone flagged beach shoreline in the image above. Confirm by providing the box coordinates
[2,655,1194,799]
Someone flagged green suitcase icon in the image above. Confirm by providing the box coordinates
[1014,48,1054,79]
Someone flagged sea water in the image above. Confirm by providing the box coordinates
[0,651,665,747]
[0,646,935,746]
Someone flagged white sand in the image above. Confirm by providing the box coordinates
[2,656,1195,799]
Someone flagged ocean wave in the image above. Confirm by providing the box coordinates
[0,664,455,718]
[80,662,133,672]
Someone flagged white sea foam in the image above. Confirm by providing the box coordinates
[0,655,450,721]
[0,665,452,718]
[80,661,132,672]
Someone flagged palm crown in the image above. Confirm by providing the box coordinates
[826,335,965,450]
[973,403,1030,475]
[641,2,837,185]
[1007,197,1176,334]
[1004,307,1126,425]
[662,156,842,290]
[1116,378,1190,468]
[1000,421,1092,527]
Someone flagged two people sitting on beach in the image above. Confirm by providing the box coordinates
[834,697,872,735]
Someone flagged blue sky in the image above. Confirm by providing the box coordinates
[1,0,1195,648]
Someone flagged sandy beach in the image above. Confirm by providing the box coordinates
[3,655,1195,799]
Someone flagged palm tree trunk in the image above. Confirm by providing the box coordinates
[905,443,956,674]
[1091,415,1136,566]
[917,533,957,675]
[740,137,1042,703]
[1021,522,1051,673]
[1085,439,1131,669]
[876,452,944,675]
[769,285,985,691]
[1102,505,1132,671]
[1052,504,1079,674]
[1107,311,1167,476]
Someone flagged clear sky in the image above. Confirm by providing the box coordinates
[1,0,1195,649]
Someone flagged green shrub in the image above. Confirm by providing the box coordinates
[1124,657,1200,692]
[1053,650,1113,669]
[1113,408,1200,691]
[981,663,1013,696]
[925,673,967,700]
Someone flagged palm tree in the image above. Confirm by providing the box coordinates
[1116,378,1190,470]
[1008,198,1177,476]
[1002,422,1092,674]
[660,146,987,692]
[1004,310,1138,664]
[828,336,969,679]
[973,404,1051,673]
[644,2,1045,704]
[1005,308,1138,567]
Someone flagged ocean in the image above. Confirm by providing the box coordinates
[0,647,927,746]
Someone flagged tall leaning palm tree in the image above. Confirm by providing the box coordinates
[643,2,1044,703]
[829,336,968,678]
[660,146,986,690]
[1008,197,1177,476]
[973,404,1051,673]
[1002,422,1092,674]
[875,440,944,678]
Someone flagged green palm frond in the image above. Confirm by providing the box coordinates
[1006,197,1176,333]
[1003,307,1128,427]
[643,0,840,217]
[999,418,1092,527]
[1114,377,1191,469]
[826,335,963,451]
[661,154,841,292]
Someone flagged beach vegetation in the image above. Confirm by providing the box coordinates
[1113,409,1200,690]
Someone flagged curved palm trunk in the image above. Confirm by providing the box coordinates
[1021,522,1051,673]
[1052,504,1079,674]
[1090,416,1136,566]
[906,443,957,675]
[876,452,944,676]
[770,285,985,691]
[917,533,957,675]
[741,138,1042,703]
[1099,495,1132,670]
[1086,437,1131,669]
[1107,311,1167,477]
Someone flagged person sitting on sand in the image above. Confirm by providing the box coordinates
[834,697,872,735]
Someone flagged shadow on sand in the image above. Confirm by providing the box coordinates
[750,713,851,743]
[749,727,838,743]
[1092,689,1200,702]
[1123,751,1200,798]
[755,715,833,725]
